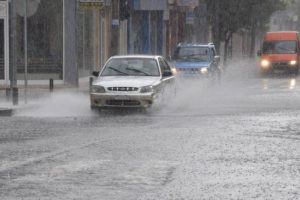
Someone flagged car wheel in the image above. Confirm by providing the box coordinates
[150,90,164,111]
[215,67,222,84]
[90,105,101,113]
[138,107,151,115]
[173,84,177,98]
[293,68,299,75]
[210,68,221,85]
[261,70,270,77]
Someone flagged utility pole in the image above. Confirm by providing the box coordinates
[10,0,18,105]
[110,0,119,56]
[24,0,28,104]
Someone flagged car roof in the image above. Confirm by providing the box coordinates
[176,43,215,48]
[109,55,162,59]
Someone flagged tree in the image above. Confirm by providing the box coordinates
[205,0,286,63]
[246,0,287,58]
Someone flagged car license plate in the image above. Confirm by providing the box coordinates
[274,69,285,73]
[114,95,129,100]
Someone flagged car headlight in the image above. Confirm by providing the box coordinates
[171,68,177,75]
[261,59,270,68]
[200,67,208,74]
[290,60,297,66]
[91,85,105,93]
[140,86,153,93]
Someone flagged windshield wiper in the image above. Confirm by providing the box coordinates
[187,53,207,57]
[108,67,129,75]
[277,47,295,53]
[126,67,151,76]
[180,53,208,59]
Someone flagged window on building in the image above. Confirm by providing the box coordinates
[16,0,63,80]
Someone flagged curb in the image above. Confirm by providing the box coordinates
[0,108,14,117]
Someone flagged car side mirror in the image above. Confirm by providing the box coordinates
[257,50,262,57]
[163,71,172,77]
[92,71,100,77]
[214,55,220,62]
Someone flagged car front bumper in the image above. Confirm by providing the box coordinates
[90,92,156,108]
[261,61,299,72]
[175,67,213,77]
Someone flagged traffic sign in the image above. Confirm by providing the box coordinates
[15,0,40,17]
[79,0,105,10]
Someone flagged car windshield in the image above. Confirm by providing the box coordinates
[262,41,297,54]
[174,47,211,62]
[101,58,160,76]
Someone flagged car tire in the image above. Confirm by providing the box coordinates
[215,67,222,84]
[293,68,299,75]
[261,70,270,77]
[90,105,101,113]
[210,67,221,85]
[173,84,177,98]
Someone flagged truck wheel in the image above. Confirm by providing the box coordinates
[261,70,270,77]
[294,68,299,75]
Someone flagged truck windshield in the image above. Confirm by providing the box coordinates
[262,41,297,54]
[174,47,211,62]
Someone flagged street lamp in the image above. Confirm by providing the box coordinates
[14,0,40,104]
[167,0,176,56]
[24,0,28,104]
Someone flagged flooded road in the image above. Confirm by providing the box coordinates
[0,65,300,199]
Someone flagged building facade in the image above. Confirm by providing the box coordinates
[0,0,9,85]
[0,0,110,87]
[0,0,207,87]
[127,0,166,55]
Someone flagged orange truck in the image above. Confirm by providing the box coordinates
[257,31,300,75]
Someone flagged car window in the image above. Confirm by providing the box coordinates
[101,58,160,76]
[159,58,172,76]
[174,47,211,62]
[262,41,297,54]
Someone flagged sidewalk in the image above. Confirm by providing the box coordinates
[0,77,91,116]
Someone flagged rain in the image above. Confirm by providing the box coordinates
[0,0,300,200]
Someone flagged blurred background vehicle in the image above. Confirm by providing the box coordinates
[257,31,300,75]
[170,43,221,78]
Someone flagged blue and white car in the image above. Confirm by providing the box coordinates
[171,43,221,76]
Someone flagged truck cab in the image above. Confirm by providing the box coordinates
[257,31,300,75]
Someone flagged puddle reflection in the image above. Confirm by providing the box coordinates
[261,78,298,90]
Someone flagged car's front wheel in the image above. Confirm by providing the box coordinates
[260,69,270,77]
[291,67,299,75]
[90,105,102,113]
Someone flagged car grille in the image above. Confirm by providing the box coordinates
[106,100,141,106]
[177,68,200,74]
[272,62,289,70]
[107,87,139,92]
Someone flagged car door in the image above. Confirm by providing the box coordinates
[158,57,176,97]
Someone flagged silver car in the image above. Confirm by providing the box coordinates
[90,55,176,109]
